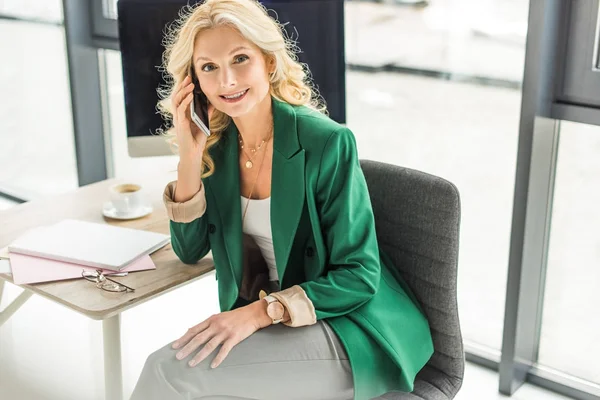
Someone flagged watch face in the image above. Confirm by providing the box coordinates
[267,301,285,320]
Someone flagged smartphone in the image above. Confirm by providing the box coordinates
[189,69,211,137]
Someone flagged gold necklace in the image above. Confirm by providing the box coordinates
[238,130,271,168]
[242,134,271,228]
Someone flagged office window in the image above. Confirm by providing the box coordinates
[538,120,600,385]
[344,0,527,351]
[105,0,118,19]
[0,3,77,199]
[0,0,62,23]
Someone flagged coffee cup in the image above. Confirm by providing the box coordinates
[109,183,147,214]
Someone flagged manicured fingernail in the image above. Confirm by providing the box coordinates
[210,362,217,369]
[189,360,196,367]
[172,341,179,349]
[176,352,183,360]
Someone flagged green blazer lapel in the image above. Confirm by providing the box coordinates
[270,99,305,283]
[205,126,244,290]
[206,98,305,292]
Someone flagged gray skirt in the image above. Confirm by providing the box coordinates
[130,320,355,400]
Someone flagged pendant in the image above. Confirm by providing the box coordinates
[245,160,253,168]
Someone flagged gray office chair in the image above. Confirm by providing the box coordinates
[360,160,465,400]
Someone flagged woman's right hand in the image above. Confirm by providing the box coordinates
[172,75,212,164]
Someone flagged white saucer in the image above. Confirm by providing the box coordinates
[102,202,153,220]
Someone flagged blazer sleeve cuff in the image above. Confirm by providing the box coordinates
[163,180,207,223]
[270,285,317,327]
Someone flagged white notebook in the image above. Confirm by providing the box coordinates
[8,219,171,271]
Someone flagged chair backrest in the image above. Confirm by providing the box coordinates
[360,159,465,398]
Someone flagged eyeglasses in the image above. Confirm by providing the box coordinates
[81,269,135,293]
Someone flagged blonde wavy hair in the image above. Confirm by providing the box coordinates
[157,0,326,177]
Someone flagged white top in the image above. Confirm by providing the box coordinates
[240,196,279,281]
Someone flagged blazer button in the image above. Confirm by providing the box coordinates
[305,247,314,257]
[208,224,216,234]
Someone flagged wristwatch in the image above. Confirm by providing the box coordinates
[263,295,285,324]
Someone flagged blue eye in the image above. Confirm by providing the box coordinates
[234,54,249,63]
[201,64,216,72]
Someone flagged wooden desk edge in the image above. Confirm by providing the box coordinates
[0,264,215,320]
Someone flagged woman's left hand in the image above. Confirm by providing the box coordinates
[172,301,271,369]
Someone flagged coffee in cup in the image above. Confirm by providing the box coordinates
[109,183,147,214]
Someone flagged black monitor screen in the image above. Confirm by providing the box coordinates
[117,0,346,141]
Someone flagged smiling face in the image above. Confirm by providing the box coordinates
[192,25,273,118]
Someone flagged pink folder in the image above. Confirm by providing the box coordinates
[8,253,156,285]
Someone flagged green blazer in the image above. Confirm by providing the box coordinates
[170,98,434,400]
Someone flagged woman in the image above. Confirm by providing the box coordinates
[130,1,434,399]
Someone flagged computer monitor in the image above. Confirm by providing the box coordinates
[117,0,346,157]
